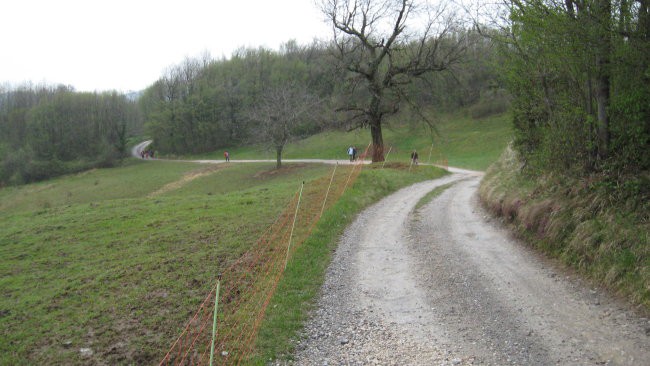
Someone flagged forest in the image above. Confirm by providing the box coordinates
[500,0,649,181]
[0,85,141,184]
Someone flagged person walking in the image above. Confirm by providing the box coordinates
[224,151,230,162]
[348,146,354,162]
[410,150,419,165]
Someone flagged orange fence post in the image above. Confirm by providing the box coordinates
[319,164,338,219]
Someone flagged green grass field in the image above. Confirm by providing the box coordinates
[183,112,512,171]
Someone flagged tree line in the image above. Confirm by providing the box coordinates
[0,84,141,185]
[139,43,341,158]
[4,0,645,191]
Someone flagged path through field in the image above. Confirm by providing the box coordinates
[291,172,650,365]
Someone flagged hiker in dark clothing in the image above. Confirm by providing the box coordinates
[410,150,419,165]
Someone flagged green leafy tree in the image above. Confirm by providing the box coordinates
[0,85,141,184]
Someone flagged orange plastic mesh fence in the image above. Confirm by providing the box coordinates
[160,153,369,366]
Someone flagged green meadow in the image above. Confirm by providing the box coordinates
[0,160,334,364]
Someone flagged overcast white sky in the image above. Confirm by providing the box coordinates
[0,0,331,92]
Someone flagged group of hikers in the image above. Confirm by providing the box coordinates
[218,147,419,165]
[139,144,425,166]
[140,149,155,159]
[348,145,419,165]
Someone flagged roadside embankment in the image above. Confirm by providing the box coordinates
[479,146,649,312]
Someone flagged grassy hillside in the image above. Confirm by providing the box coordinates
[0,160,332,364]
[182,112,512,171]
[0,158,447,365]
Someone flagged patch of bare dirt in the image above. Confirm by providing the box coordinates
[147,165,226,197]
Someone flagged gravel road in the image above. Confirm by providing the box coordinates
[290,173,650,365]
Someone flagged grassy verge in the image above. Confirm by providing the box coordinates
[0,160,333,365]
[251,163,448,364]
[479,147,649,312]
[414,182,456,211]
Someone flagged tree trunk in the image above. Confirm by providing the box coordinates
[595,73,610,159]
[276,145,283,169]
[642,0,650,40]
[565,0,575,18]
[370,118,384,162]
[368,85,385,163]
[594,0,612,160]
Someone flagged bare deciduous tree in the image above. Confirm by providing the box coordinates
[322,0,467,161]
[248,83,320,168]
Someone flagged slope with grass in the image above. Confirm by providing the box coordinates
[0,160,331,364]
[0,156,447,365]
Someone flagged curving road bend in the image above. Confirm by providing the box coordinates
[291,173,650,365]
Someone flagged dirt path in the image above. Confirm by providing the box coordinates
[292,173,650,365]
